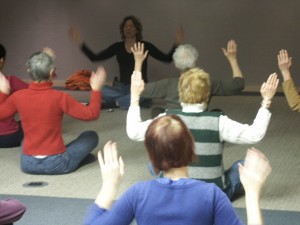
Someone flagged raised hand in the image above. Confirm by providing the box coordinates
[69,27,83,46]
[131,42,148,72]
[239,147,271,225]
[176,25,184,45]
[96,141,124,209]
[260,73,279,100]
[222,40,237,62]
[90,66,106,91]
[278,49,292,81]
[239,147,272,195]
[278,49,292,72]
[130,71,145,104]
[0,71,10,95]
[43,47,56,60]
[98,141,124,186]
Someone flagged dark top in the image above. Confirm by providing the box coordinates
[81,41,176,85]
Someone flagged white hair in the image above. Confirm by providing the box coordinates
[172,44,199,71]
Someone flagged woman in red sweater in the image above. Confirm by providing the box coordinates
[0,49,106,174]
[0,44,29,148]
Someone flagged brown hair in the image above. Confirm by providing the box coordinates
[179,67,210,104]
[145,115,196,173]
[119,15,143,41]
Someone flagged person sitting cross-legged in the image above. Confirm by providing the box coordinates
[126,42,278,200]
[83,115,272,225]
[0,48,106,175]
[0,43,29,148]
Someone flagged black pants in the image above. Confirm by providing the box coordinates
[0,122,24,148]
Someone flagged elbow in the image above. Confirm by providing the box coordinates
[232,77,245,93]
[126,130,138,141]
[126,127,143,141]
[246,133,266,144]
[289,103,300,112]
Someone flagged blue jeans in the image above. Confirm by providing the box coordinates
[223,160,244,200]
[21,131,98,175]
[102,84,151,110]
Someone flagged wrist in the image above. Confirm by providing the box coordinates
[228,58,238,64]
[245,191,260,201]
[130,98,139,105]
[281,72,292,81]
[261,97,272,109]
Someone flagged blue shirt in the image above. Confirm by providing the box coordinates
[83,178,243,225]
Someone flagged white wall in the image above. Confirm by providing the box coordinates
[1,0,300,87]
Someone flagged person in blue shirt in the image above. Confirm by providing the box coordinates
[83,114,272,225]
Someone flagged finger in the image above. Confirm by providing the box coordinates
[111,142,118,164]
[104,141,112,165]
[221,48,226,55]
[144,50,149,59]
[98,150,104,168]
[141,43,144,53]
[119,156,125,176]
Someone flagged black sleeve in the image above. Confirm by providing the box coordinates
[210,77,245,96]
[144,41,176,63]
[80,42,118,62]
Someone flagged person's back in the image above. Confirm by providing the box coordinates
[9,85,98,154]
[0,49,106,174]
[85,178,241,225]
[84,115,272,225]
[166,109,225,187]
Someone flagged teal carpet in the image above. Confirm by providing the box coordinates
[1,194,300,225]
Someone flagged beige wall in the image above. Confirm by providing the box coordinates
[1,0,300,88]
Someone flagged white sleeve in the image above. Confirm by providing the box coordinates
[126,105,154,141]
[219,107,271,144]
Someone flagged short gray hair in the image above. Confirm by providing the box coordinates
[26,52,54,82]
[172,44,198,71]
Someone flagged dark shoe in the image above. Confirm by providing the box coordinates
[101,101,118,109]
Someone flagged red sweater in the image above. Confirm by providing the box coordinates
[0,82,101,155]
[0,76,28,135]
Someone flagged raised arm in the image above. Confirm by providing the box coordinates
[131,42,148,72]
[69,27,116,62]
[43,47,56,60]
[69,27,84,46]
[90,66,107,92]
[278,49,300,112]
[239,148,272,225]
[219,73,279,144]
[222,40,243,78]
[175,25,184,46]
[278,49,292,81]
[210,40,244,96]
[126,71,154,141]
[95,141,124,210]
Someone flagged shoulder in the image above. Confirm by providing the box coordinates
[6,75,21,83]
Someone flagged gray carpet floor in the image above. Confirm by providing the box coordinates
[1,94,300,224]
